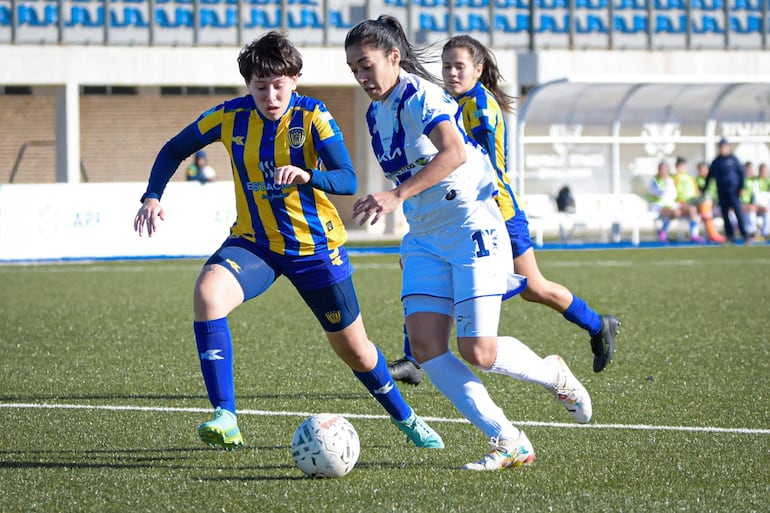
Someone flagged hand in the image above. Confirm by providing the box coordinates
[134,198,165,237]
[273,165,311,186]
[352,190,401,226]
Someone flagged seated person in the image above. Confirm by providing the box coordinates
[741,161,769,239]
[648,159,702,243]
[671,157,705,243]
[186,150,217,184]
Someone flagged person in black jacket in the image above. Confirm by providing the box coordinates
[704,138,748,243]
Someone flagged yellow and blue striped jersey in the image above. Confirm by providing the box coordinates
[455,81,522,222]
[194,93,349,256]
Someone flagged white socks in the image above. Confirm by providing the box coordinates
[746,211,757,234]
[420,351,519,440]
[486,336,560,389]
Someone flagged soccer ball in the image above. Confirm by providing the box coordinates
[291,413,360,478]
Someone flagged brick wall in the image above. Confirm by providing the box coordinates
[0,86,360,223]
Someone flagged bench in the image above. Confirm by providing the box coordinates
[520,193,664,246]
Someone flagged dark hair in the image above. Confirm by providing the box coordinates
[238,31,303,81]
[675,156,687,167]
[442,35,516,114]
[344,15,439,85]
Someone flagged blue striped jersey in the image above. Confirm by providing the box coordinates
[455,81,523,222]
[365,70,497,232]
[195,92,348,256]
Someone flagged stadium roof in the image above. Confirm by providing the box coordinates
[515,78,770,196]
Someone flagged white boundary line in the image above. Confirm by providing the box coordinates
[3,402,768,436]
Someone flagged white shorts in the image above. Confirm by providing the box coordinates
[400,199,513,304]
[402,294,502,338]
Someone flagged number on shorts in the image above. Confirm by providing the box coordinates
[471,230,490,257]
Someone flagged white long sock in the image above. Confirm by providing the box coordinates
[421,351,519,440]
[486,336,559,388]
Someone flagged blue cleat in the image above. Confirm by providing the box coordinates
[198,407,244,450]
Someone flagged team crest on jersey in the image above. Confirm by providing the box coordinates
[287,127,306,148]
[325,310,342,324]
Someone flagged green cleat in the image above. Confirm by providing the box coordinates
[391,412,444,449]
[198,407,244,450]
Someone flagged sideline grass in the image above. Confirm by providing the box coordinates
[1,245,769,512]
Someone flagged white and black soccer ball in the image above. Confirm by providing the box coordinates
[291,413,360,478]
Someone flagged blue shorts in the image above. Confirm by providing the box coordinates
[206,237,358,332]
[505,213,534,259]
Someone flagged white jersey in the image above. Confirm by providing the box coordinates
[365,70,498,233]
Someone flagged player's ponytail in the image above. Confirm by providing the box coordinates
[442,35,516,113]
[345,15,439,85]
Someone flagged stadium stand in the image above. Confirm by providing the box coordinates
[2,0,770,251]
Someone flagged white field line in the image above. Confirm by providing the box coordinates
[2,402,768,436]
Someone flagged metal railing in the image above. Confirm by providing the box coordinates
[9,140,88,183]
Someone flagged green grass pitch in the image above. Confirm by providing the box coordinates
[1,245,769,512]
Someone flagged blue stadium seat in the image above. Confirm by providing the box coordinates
[287,9,322,29]
[18,5,55,26]
[538,0,569,9]
[693,14,723,33]
[576,0,610,8]
[0,5,9,26]
[730,15,761,34]
[328,9,353,29]
[614,0,651,9]
[614,14,648,33]
[655,14,685,33]
[200,8,237,28]
[155,7,193,28]
[466,13,489,32]
[691,0,725,10]
[538,14,568,33]
[66,6,100,27]
[245,8,280,29]
[576,14,608,33]
[111,7,148,28]
[733,0,762,10]
[493,13,529,33]
[650,0,685,11]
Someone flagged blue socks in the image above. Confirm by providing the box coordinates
[562,295,603,336]
[353,346,412,421]
[194,318,236,415]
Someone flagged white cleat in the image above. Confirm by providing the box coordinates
[461,430,535,471]
[545,354,593,424]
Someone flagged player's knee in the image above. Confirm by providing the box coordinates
[457,338,496,369]
[194,266,242,316]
